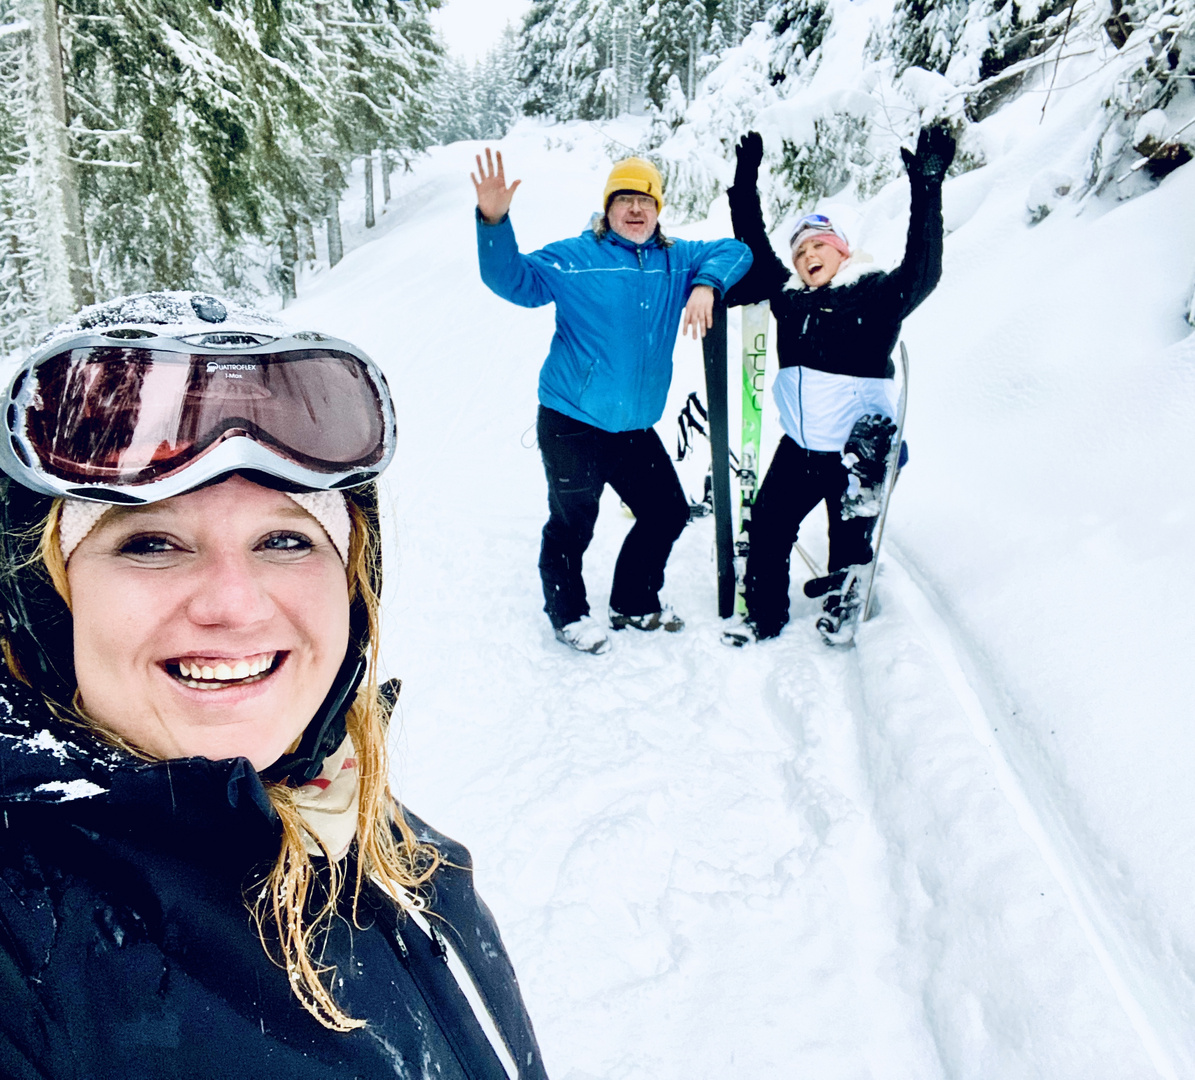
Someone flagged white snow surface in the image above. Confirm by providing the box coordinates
[283,103,1195,1079]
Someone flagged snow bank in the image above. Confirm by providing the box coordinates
[279,8,1195,1069]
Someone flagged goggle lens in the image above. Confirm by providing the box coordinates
[19,347,387,485]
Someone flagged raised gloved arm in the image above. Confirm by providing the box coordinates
[900,124,956,185]
[725,131,789,305]
[733,131,764,191]
[886,124,956,316]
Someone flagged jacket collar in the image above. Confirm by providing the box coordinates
[783,253,878,293]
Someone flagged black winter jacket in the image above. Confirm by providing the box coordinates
[725,174,945,380]
[0,671,548,1080]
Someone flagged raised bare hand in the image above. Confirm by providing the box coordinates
[472,148,521,225]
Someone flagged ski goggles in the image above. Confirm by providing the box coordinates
[788,213,848,249]
[1,332,396,503]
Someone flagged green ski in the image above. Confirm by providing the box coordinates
[735,302,770,614]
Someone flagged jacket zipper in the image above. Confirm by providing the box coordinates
[798,365,806,448]
[635,242,646,426]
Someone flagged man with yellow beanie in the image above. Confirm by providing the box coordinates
[473,147,751,654]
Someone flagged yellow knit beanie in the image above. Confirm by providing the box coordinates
[603,158,665,212]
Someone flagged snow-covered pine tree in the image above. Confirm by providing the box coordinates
[0,7,54,350]
[23,0,90,315]
[519,0,582,119]
[643,0,710,106]
[767,0,831,87]
[325,0,443,171]
[474,25,523,138]
[1090,0,1194,190]
[434,53,480,142]
[518,0,658,121]
[725,0,767,43]
[52,0,331,302]
[883,0,1075,118]
[317,0,442,248]
[0,0,447,328]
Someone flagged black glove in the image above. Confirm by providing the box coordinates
[733,131,764,189]
[900,124,956,183]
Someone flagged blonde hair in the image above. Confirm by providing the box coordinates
[28,495,440,1031]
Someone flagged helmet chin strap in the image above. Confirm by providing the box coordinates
[258,612,368,787]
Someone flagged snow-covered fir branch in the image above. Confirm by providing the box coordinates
[0,0,446,349]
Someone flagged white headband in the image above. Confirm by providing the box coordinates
[58,490,351,565]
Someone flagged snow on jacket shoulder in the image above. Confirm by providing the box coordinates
[477,210,752,432]
[0,670,547,1080]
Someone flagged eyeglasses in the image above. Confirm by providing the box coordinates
[609,193,658,212]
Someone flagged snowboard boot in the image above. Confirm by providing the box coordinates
[720,617,779,647]
[554,615,612,654]
[841,413,896,520]
[803,568,850,600]
[815,567,863,646]
[610,606,685,633]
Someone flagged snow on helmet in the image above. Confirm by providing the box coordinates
[2,290,395,505]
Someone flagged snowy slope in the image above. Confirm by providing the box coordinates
[282,102,1194,1078]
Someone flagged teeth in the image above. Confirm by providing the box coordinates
[172,652,276,686]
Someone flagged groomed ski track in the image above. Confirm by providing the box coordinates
[287,130,1168,1078]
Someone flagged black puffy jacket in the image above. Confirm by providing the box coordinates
[724,173,944,379]
[0,670,548,1080]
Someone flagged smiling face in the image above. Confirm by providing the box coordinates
[793,235,846,288]
[606,191,660,244]
[66,476,351,769]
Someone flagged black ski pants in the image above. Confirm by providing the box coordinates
[744,435,876,637]
[537,406,690,629]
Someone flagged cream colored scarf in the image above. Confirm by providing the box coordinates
[292,734,360,860]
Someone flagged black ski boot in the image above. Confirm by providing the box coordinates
[841,414,896,520]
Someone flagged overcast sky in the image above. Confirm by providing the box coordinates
[430,0,532,62]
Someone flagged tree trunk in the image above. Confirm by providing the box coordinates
[364,152,375,229]
[38,0,92,313]
[687,36,695,101]
[302,219,317,264]
[324,161,344,267]
[326,198,343,267]
[610,21,618,119]
[278,215,297,304]
[380,148,391,203]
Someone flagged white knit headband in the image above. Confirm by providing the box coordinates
[58,490,351,565]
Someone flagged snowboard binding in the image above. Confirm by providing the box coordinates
[814,565,865,646]
[841,413,897,520]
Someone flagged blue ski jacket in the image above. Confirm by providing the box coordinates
[477,210,752,433]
